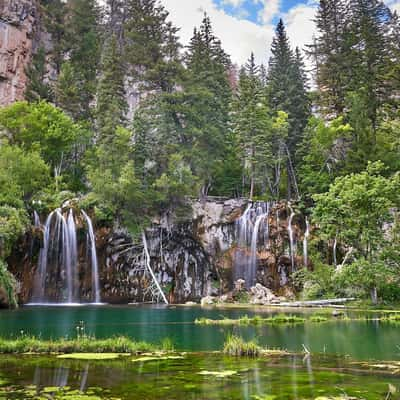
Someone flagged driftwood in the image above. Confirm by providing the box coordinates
[276,298,355,308]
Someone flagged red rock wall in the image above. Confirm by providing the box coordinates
[0,0,37,106]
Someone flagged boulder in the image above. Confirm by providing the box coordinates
[200,296,216,306]
[249,283,278,305]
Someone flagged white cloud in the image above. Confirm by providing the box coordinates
[257,0,281,24]
[283,3,317,52]
[160,0,319,68]
[161,0,275,65]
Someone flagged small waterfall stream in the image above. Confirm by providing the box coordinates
[31,209,101,304]
[234,201,270,287]
[82,210,101,304]
[303,217,310,267]
[287,205,296,271]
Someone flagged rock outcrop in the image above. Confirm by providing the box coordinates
[0,0,37,105]
[9,198,311,304]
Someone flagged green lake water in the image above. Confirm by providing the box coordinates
[0,305,399,361]
[1,305,400,399]
[0,353,399,399]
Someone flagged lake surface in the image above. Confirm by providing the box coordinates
[0,353,399,399]
[0,305,399,361]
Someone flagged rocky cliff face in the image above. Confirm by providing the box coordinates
[9,198,311,304]
[0,0,36,105]
[0,0,54,106]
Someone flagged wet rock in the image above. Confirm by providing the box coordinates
[234,279,246,292]
[249,283,278,305]
[200,296,216,306]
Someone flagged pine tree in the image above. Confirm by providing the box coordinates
[346,0,393,131]
[25,47,53,102]
[267,20,309,199]
[55,0,101,121]
[40,0,67,75]
[124,0,182,93]
[309,0,347,117]
[184,14,233,195]
[233,53,276,198]
[96,34,128,145]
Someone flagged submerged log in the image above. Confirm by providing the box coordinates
[276,298,355,308]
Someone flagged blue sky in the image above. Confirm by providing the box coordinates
[214,0,305,24]
[160,0,399,66]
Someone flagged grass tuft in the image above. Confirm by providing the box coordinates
[223,334,261,357]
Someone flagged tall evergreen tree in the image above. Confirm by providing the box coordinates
[267,20,309,199]
[233,54,271,198]
[346,0,393,132]
[96,34,128,145]
[25,47,53,102]
[184,14,233,195]
[124,0,182,93]
[309,0,347,117]
[55,0,101,121]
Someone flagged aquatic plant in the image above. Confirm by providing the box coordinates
[0,335,167,354]
[309,315,329,322]
[195,314,306,326]
[223,334,260,357]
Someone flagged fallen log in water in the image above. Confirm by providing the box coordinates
[276,298,355,308]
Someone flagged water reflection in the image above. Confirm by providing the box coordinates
[1,305,400,360]
[0,353,398,400]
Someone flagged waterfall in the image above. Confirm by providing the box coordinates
[33,211,41,227]
[67,210,78,301]
[303,217,310,267]
[249,212,267,287]
[33,211,55,302]
[31,208,101,304]
[234,202,271,287]
[236,203,252,247]
[288,205,296,271]
[333,237,337,268]
[82,211,101,304]
[56,209,73,303]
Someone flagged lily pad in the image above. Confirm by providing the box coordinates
[57,353,124,360]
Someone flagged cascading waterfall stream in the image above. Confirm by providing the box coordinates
[67,210,78,301]
[34,211,41,227]
[31,209,101,304]
[82,211,101,304]
[303,217,310,267]
[250,212,267,287]
[234,201,271,287]
[287,205,296,271]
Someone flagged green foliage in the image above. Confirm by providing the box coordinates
[55,0,101,121]
[313,161,400,257]
[0,207,28,259]
[96,33,127,145]
[0,101,87,176]
[0,145,50,205]
[0,260,17,308]
[154,154,199,210]
[299,117,353,195]
[25,47,53,102]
